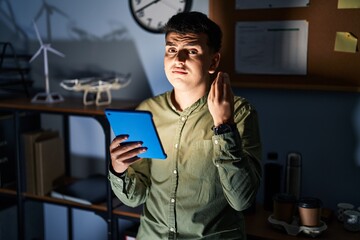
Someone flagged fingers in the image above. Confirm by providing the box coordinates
[208,72,235,126]
[110,135,147,173]
[209,72,231,102]
[109,134,129,151]
[222,72,233,100]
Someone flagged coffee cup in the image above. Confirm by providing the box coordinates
[337,203,354,222]
[298,197,322,227]
[273,193,296,223]
[343,210,360,232]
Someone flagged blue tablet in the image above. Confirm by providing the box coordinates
[105,109,167,160]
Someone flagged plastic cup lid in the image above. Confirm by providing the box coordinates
[298,197,322,208]
[337,203,354,209]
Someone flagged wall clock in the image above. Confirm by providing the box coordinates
[129,0,192,33]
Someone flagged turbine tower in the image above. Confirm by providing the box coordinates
[30,21,65,103]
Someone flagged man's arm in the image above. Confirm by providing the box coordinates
[208,72,262,211]
[108,134,150,207]
[213,103,262,211]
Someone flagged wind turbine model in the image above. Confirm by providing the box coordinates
[30,21,65,103]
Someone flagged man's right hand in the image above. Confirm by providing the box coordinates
[109,135,147,174]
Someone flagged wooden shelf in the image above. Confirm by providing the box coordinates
[0,97,139,116]
[0,188,17,196]
[0,97,140,239]
[113,204,142,220]
[0,187,142,220]
[24,193,108,212]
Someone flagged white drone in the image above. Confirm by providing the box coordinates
[29,21,65,103]
[60,74,131,106]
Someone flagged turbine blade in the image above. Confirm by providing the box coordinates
[51,6,69,18]
[34,6,45,21]
[46,46,65,58]
[29,47,43,63]
[33,21,43,45]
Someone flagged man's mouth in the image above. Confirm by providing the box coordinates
[172,67,187,74]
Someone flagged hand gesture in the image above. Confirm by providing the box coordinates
[207,72,234,127]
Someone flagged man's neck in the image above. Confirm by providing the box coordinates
[171,87,207,111]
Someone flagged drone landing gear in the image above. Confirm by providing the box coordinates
[31,92,64,103]
[83,88,111,106]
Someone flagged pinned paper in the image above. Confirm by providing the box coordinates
[334,32,358,53]
[338,0,360,9]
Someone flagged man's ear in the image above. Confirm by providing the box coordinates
[208,52,221,74]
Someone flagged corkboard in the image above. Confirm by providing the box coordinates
[209,0,360,92]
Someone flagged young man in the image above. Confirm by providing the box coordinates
[108,12,262,239]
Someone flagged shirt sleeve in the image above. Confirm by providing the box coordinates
[212,99,262,211]
[108,158,151,207]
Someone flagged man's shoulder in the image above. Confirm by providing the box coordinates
[137,91,169,110]
[234,95,257,114]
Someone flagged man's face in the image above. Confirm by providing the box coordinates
[164,32,219,93]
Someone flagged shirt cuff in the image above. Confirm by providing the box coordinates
[108,163,127,178]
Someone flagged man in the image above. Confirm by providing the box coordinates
[108,11,262,239]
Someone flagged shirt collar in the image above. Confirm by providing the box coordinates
[166,90,208,116]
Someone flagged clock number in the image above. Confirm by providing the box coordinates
[137,10,144,18]
[157,22,164,29]
[130,0,192,33]
[146,18,152,27]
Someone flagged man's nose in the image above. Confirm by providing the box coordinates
[175,50,187,63]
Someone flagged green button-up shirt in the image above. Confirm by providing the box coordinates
[108,91,262,239]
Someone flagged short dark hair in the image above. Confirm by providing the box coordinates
[164,11,222,53]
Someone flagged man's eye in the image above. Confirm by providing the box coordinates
[188,50,198,55]
[168,48,177,53]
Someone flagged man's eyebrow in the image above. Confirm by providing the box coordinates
[166,41,176,46]
[165,40,201,47]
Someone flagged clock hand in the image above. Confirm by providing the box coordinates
[136,0,161,13]
[161,0,180,11]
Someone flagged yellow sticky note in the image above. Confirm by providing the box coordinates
[338,0,360,9]
[334,32,358,53]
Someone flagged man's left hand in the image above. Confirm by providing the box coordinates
[208,72,235,127]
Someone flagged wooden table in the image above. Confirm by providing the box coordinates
[245,204,360,240]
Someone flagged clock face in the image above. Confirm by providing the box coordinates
[129,0,192,33]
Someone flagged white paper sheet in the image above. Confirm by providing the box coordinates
[235,20,308,75]
[236,0,310,9]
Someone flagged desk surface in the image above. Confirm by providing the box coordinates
[245,205,359,240]
[0,97,139,115]
[110,202,360,240]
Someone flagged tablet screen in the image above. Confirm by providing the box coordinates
[105,109,167,159]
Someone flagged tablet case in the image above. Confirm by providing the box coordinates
[105,109,167,159]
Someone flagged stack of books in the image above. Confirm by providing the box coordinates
[22,130,65,195]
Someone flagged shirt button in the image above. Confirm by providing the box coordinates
[181,116,186,121]
[170,227,176,232]
[173,170,177,174]
[214,140,219,145]
[171,198,175,203]
[175,143,178,149]
[216,164,220,167]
